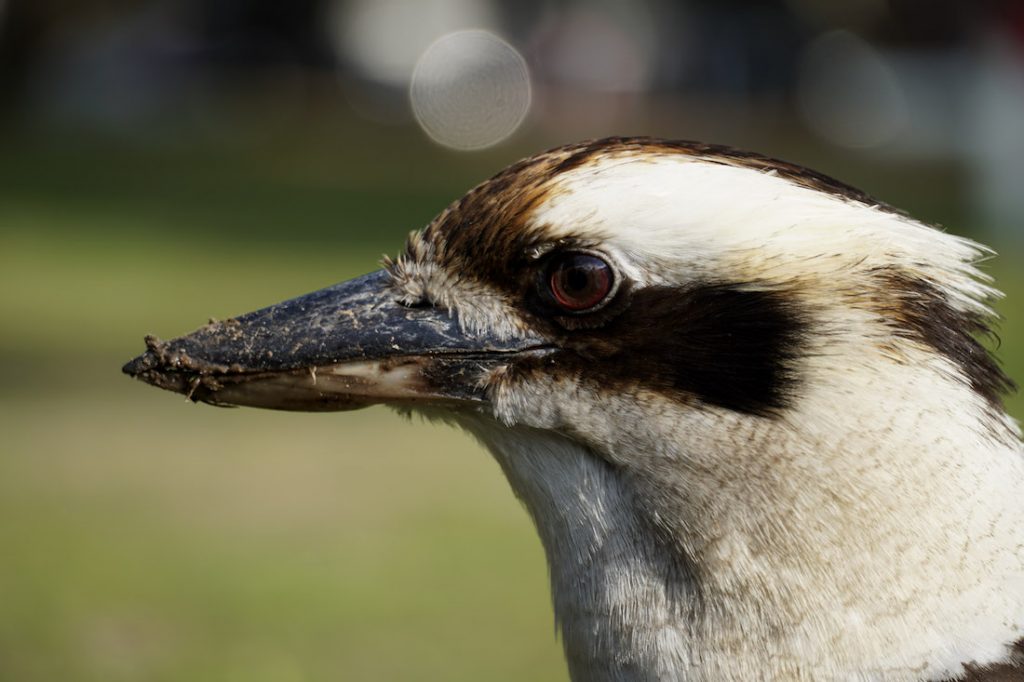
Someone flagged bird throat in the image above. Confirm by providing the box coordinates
[457,403,1024,682]
[461,419,705,681]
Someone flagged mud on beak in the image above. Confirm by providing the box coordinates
[123,270,548,412]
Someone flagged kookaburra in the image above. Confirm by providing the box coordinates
[125,137,1024,681]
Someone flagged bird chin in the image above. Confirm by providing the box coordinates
[125,356,487,413]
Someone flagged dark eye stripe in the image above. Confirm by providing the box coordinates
[515,281,808,416]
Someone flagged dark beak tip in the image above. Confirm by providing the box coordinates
[122,350,157,378]
[122,354,144,377]
[122,351,197,396]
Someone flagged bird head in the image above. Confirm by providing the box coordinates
[125,137,1015,457]
[124,138,1024,679]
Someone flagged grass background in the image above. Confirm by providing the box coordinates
[1,120,1022,682]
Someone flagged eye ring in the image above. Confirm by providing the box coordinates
[541,251,617,314]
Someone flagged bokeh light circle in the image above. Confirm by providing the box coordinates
[410,30,531,151]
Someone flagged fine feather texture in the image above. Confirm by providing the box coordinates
[390,138,1024,680]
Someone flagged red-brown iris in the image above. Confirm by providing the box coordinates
[546,252,614,313]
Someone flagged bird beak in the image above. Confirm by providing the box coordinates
[122,270,547,412]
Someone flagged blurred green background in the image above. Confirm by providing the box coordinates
[1,2,1023,681]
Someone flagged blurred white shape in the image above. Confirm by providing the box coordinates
[329,0,497,87]
[798,30,909,148]
[536,1,657,92]
[410,30,531,151]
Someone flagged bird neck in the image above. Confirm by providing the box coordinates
[460,387,1024,681]
[463,419,695,681]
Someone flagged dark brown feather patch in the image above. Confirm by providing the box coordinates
[515,282,807,417]
[876,269,1016,410]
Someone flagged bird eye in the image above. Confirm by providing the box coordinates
[545,252,614,313]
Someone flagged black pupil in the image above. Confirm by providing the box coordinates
[564,266,590,293]
[550,254,610,311]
